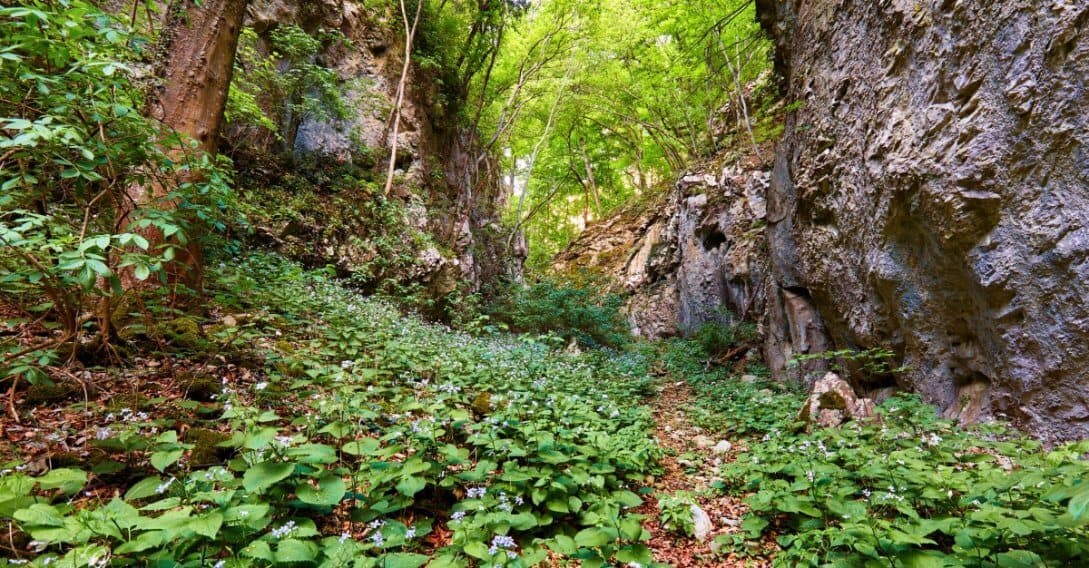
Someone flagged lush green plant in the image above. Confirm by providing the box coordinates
[691,310,757,357]
[723,395,1089,566]
[226,24,352,151]
[0,1,235,385]
[657,491,697,537]
[2,252,662,566]
[659,340,805,436]
[488,276,630,348]
[791,346,910,378]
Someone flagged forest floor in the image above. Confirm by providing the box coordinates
[636,380,774,567]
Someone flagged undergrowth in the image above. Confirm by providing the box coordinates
[659,336,1089,567]
[1,253,662,567]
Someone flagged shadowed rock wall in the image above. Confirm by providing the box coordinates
[758,0,1089,441]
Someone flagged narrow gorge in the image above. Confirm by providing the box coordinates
[2,0,1088,566]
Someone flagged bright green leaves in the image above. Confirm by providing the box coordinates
[3,253,667,566]
[297,475,347,507]
[35,468,87,494]
[243,461,296,493]
[574,526,615,547]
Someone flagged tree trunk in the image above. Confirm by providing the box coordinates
[134,0,248,292]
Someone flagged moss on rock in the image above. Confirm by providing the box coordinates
[185,428,232,467]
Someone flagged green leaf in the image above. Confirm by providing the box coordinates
[464,541,491,559]
[125,476,165,500]
[150,449,184,472]
[575,527,614,548]
[342,438,381,456]
[549,534,577,555]
[243,461,295,493]
[996,550,1045,568]
[13,504,64,527]
[616,544,653,565]
[276,538,319,563]
[396,475,427,497]
[36,468,87,494]
[1068,486,1089,522]
[380,553,429,568]
[189,511,223,539]
[898,550,950,568]
[297,475,346,506]
[242,540,274,561]
[286,443,338,464]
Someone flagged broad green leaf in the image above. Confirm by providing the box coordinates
[243,461,295,493]
[276,538,320,563]
[575,527,614,548]
[297,475,346,506]
[36,468,87,494]
[380,553,428,568]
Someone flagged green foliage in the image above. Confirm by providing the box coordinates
[657,491,697,537]
[488,277,630,348]
[226,25,352,147]
[792,346,911,378]
[2,252,662,565]
[479,0,773,267]
[660,340,805,436]
[691,310,757,357]
[724,397,1089,566]
[0,0,236,381]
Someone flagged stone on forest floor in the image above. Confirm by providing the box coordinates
[712,440,733,454]
[741,374,758,383]
[693,435,715,449]
[691,504,713,541]
[797,372,878,431]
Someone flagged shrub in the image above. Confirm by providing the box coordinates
[690,309,757,357]
[0,2,235,385]
[488,277,629,348]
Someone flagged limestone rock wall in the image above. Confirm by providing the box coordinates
[758,0,1089,441]
[554,153,772,340]
[560,0,1089,442]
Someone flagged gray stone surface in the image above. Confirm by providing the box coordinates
[758,0,1089,441]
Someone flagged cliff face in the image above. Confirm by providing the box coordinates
[553,151,773,340]
[559,0,1089,441]
[226,0,520,302]
[759,0,1089,441]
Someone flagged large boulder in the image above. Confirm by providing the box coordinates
[797,372,878,431]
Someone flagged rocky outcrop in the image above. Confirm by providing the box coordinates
[553,151,772,339]
[226,0,520,299]
[797,373,878,431]
[560,0,1089,441]
[756,0,1089,442]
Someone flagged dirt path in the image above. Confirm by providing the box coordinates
[636,380,772,567]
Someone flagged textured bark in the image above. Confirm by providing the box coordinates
[147,0,248,155]
[134,0,248,291]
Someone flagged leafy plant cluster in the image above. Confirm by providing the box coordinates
[488,276,630,349]
[658,340,1089,566]
[658,338,804,436]
[656,491,697,537]
[226,24,353,156]
[725,397,1089,566]
[0,2,236,383]
[2,253,663,566]
[690,309,757,358]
